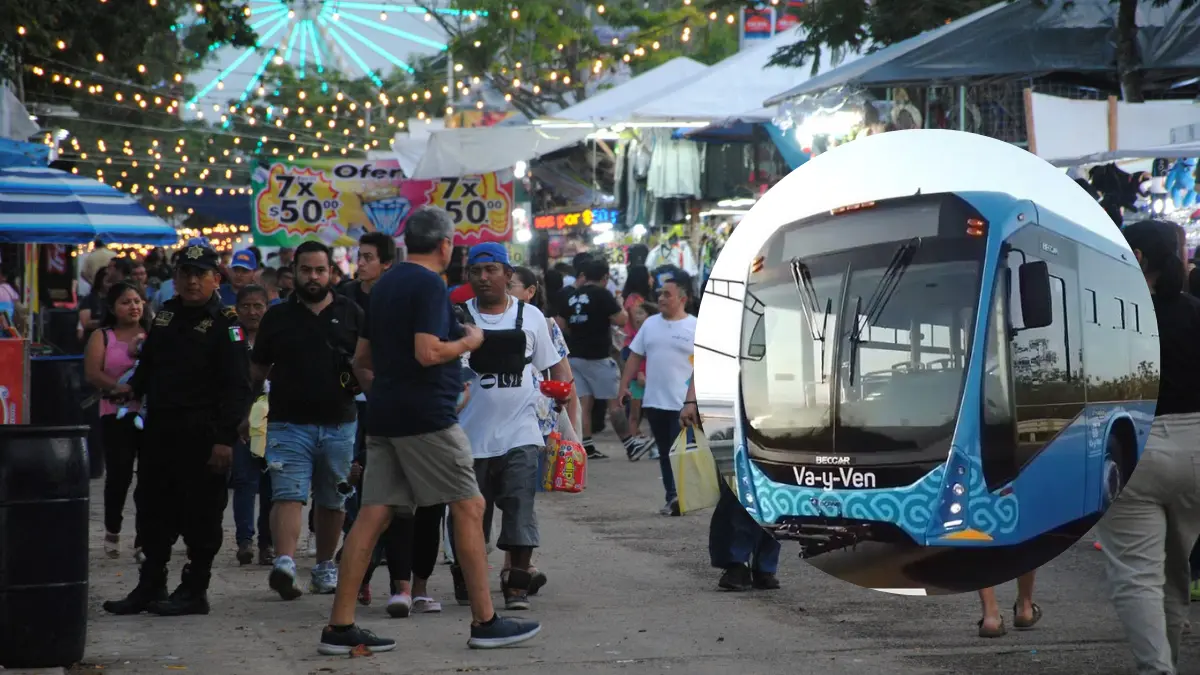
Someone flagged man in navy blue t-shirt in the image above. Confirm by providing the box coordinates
[317,207,542,655]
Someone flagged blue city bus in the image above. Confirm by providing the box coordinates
[727,191,1158,557]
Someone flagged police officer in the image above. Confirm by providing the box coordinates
[103,237,253,617]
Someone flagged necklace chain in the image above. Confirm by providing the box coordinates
[475,296,510,325]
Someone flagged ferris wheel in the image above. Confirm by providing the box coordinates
[185,0,485,112]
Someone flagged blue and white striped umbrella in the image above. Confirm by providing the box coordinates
[0,166,178,245]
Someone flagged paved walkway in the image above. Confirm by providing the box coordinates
[64,434,1198,674]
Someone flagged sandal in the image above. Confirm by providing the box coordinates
[412,596,442,613]
[1013,602,1042,629]
[977,617,1007,638]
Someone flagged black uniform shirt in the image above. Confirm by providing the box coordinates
[251,292,364,425]
[130,293,253,447]
[1152,290,1200,415]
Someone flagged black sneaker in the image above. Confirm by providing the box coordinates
[236,541,254,566]
[752,571,781,590]
[317,624,397,655]
[718,564,753,592]
[658,497,680,517]
[586,447,608,459]
[450,564,470,606]
[468,615,542,649]
[626,436,654,461]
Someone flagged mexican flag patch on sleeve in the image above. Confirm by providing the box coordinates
[229,326,245,342]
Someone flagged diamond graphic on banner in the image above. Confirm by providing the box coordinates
[363,197,412,237]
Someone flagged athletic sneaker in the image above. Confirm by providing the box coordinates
[467,615,542,649]
[624,436,655,461]
[386,592,412,618]
[268,555,303,601]
[582,437,607,459]
[310,560,338,594]
[317,624,397,655]
[659,497,681,517]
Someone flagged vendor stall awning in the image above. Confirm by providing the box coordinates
[540,57,708,127]
[1047,140,1200,167]
[0,166,177,245]
[409,126,594,180]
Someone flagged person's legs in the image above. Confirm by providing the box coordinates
[977,587,1005,636]
[101,415,138,557]
[710,477,760,590]
[642,408,680,513]
[1014,571,1037,625]
[411,504,445,607]
[310,422,355,594]
[148,411,228,616]
[265,423,318,600]
[1097,434,1177,674]
[103,414,177,615]
[257,465,274,563]
[383,515,415,613]
[230,439,259,563]
[495,445,541,609]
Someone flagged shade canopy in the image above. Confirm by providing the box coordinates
[0,166,178,245]
[1047,140,1200,167]
[541,57,708,126]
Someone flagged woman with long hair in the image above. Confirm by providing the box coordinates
[1097,219,1200,674]
[84,281,149,561]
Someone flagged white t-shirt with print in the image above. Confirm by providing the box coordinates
[629,313,697,411]
[460,297,561,460]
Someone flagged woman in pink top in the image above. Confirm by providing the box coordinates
[84,281,148,561]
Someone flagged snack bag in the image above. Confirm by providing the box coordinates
[542,431,587,493]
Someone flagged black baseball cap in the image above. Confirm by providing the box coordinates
[177,237,220,271]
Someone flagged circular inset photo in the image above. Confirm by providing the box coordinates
[694,129,1160,594]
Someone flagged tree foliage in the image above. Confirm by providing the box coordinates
[420,0,740,118]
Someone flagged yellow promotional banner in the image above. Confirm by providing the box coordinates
[252,159,513,247]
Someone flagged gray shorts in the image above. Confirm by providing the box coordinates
[570,356,620,400]
[362,425,481,510]
[462,445,542,551]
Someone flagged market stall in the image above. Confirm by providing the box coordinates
[0,163,178,426]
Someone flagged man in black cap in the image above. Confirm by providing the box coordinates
[103,237,254,617]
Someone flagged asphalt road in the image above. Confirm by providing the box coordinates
[69,433,1197,675]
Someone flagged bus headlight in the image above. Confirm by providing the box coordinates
[952,483,965,496]
[949,503,962,515]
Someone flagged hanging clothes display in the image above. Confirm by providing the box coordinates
[623,137,653,228]
[646,129,703,200]
[647,237,699,277]
[702,143,755,201]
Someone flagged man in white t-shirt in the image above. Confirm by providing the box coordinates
[618,272,697,516]
[454,243,574,612]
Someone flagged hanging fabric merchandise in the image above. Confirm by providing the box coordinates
[646,129,703,200]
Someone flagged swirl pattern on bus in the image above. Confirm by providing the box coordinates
[737,445,1020,540]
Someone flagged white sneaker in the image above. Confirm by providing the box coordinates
[309,560,338,594]
[305,532,317,557]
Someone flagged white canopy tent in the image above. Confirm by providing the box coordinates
[1028,92,1200,165]
[629,29,867,125]
[1047,140,1200,167]
[537,57,707,127]
[407,125,594,179]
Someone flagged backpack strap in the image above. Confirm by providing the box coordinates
[515,299,525,331]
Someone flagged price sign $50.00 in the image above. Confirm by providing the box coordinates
[266,172,342,230]
[436,177,505,226]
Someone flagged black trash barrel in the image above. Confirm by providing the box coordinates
[0,425,90,669]
[29,356,103,480]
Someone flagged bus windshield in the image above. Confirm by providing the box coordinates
[742,227,985,455]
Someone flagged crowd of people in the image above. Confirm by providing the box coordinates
[68,208,1200,672]
[81,205,766,656]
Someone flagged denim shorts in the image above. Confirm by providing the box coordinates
[266,421,357,511]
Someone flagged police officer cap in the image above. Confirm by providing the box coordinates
[178,237,220,271]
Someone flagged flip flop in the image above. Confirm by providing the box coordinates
[1013,602,1042,629]
[977,617,1007,638]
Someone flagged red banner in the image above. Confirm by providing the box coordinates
[0,340,25,424]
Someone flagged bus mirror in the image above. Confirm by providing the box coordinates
[1018,261,1053,329]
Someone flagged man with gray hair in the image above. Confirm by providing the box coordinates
[318,207,542,655]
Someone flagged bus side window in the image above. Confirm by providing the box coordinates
[1131,303,1140,333]
[1114,298,1126,330]
[1085,289,1097,324]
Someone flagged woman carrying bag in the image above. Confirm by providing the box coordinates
[84,281,150,562]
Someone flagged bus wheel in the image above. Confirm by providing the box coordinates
[1102,434,1126,508]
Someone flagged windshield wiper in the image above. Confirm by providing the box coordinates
[846,238,922,385]
[789,258,833,382]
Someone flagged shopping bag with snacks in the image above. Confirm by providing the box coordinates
[543,431,587,494]
[671,428,721,514]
